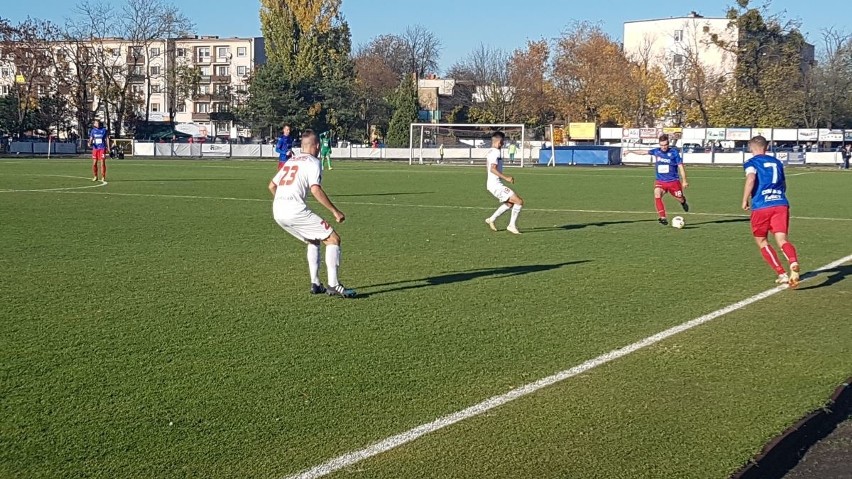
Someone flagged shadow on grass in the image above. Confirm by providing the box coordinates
[333,192,435,197]
[684,217,750,228]
[798,264,852,291]
[115,178,244,182]
[357,260,590,298]
[525,219,656,233]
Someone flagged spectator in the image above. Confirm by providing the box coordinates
[841,144,851,170]
[438,143,444,164]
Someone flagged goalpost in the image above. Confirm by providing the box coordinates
[409,123,527,166]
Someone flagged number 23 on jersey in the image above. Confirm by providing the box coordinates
[277,165,300,186]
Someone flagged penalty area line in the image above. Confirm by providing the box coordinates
[283,252,852,479]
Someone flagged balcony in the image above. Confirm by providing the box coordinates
[211,75,231,83]
[195,56,211,64]
[128,74,146,83]
[199,75,212,83]
[192,112,210,121]
[194,94,212,102]
[126,54,145,65]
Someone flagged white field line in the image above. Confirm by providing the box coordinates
[284,253,852,479]
[0,175,107,193]
[7,189,852,223]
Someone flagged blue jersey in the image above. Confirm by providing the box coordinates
[649,147,683,182]
[275,134,293,162]
[89,127,108,150]
[744,154,789,211]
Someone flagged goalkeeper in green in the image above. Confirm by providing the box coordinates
[320,132,333,170]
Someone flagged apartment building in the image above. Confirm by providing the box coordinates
[0,35,265,138]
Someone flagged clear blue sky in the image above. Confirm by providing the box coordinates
[3,0,844,71]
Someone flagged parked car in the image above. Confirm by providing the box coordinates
[680,143,705,153]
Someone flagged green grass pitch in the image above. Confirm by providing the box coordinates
[1,159,851,478]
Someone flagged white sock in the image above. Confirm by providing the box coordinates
[307,243,321,284]
[326,244,341,287]
[509,204,522,228]
[488,204,511,222]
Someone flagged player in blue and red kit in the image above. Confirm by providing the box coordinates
[624,134,690,225]
[88,120,110,182]
[742,135,801,288]
[275,124,294,169]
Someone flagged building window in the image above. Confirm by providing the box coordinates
[177,103,186,113]
[672,78,683,92]
[237,65,248,76]
[0,68,10,77]
[197,47,211,61]
[0,85,9,95]
[176,48,186,57]
[196,103,209,113]
[131,84,144,94]
[215,122,229,131]
[151,103,160,112]
[151,84,162,93]
[37,85,45,96]
[237,47,247,57]
[216,47,230,59]
[200,65,211,76]
[131,46,144,57]
[150,65,161,76]
[111,47,121,57]
[673,54,684,66]
[215,103,229,112]
[216,84,230,95]
[216,66,229,76]
[674,30,684,42]
[131,65,144,76]
[150,47,161,57]
[198,84,210,95]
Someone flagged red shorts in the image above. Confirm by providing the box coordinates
[655,180,683,199]
[92,149,106,160]
[751,206,790,237]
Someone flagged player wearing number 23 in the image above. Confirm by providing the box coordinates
[268,129,355,298]
[742,135,801,288]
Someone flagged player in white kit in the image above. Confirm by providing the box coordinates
[268,130,355,298]
[484,131,524,234]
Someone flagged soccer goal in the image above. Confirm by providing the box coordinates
[409,123,527,166]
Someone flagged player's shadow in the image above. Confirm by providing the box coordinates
[798,264,852,291]
[525,219,655,233]
[116,178,243,182]
[358,260,590,298]
[333,192,435,197]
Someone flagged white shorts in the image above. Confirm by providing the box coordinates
[274,209,333,243]
[488,183,515,203]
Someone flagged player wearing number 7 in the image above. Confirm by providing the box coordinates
[742,135,800,288]
[623,133,689,225]
[268,130,355,298]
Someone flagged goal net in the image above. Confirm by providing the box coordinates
[409,123,527,166]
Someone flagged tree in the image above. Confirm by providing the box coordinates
[250,0,358,137]
[551,22,634,125]
[801,29,852,128]
[352,50,397,139]
[448,43,514,123]
[508,40,556,134]
[385,77,417,147]
[0,17,61,136]
[710,0,811,126]
[399,25,441,78]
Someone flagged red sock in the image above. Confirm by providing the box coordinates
[101,161,107,179]
[761,246,786,275]
[655,198,666,218]
[93,162,98,177]
[781,243,798,265]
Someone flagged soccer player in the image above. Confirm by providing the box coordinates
[484,131,524,235]
[742,135,801,288]
[624,134,690,225]
[319,131,332,171]
[274,124,294,169]
[87,120,110,182]
[268,130,355,298]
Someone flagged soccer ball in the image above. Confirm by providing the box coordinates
[671,216,685,229]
